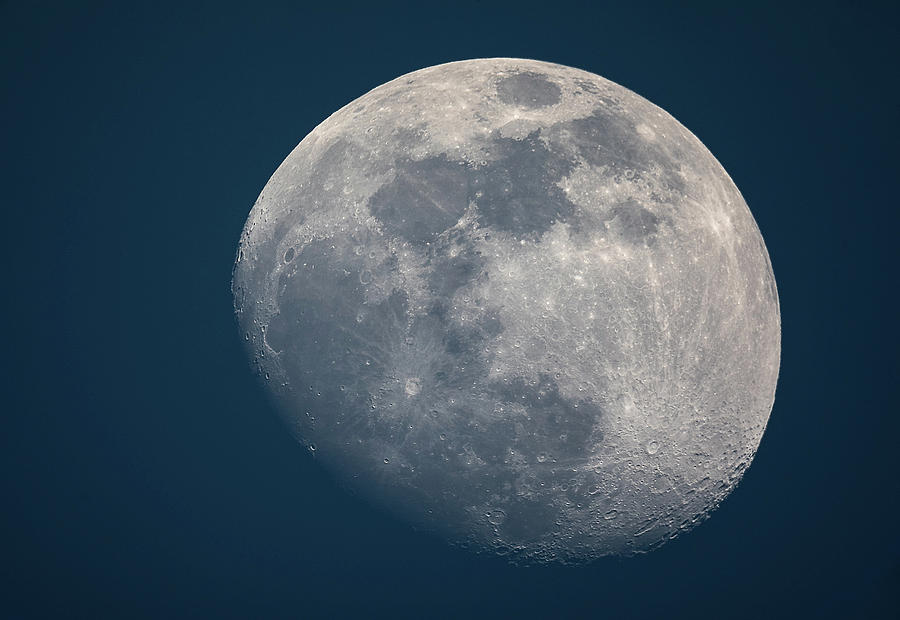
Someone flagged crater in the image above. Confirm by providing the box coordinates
[404,377,421,396]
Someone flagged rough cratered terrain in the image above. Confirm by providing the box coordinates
[232,58,781,563]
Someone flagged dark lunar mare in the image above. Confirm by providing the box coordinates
[368,154,472,245]
[264,219,608,549]
[549,106,687,194]
[369,129,579,244]
[495,72,562,108]
[369,110,676,252]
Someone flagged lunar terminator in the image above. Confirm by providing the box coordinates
[232,58,780,563]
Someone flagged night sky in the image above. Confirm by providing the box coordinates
[4,2,898,618]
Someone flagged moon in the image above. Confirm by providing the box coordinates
[232,58,780,563]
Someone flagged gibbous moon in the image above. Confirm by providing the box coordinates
[232,58,780,563]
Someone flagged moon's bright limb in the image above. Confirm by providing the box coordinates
[233,58,780,563]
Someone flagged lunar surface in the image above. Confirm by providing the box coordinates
[232,58,780,563]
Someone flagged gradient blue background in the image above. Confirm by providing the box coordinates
[4,2,897,618]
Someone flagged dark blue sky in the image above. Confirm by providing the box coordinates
[4,2,897,618]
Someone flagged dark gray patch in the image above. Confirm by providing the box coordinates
[368,155,471,244]
[266,239,399,408]
[426,244,484,299]
[550,107,685,194]
[499,496,561,541]
[423,226,489,301]
[609,200,661,244]
[490,373,600,462]
[565,198,666,248]
[370,130,578,245]
[496,72,562,109]
[467,417,516,466]
[472,131,577,239]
